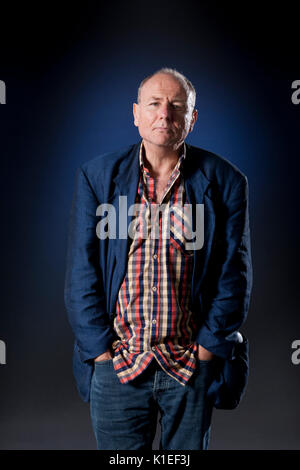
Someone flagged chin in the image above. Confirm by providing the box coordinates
[153,136,175,146]
[143,134,178,148]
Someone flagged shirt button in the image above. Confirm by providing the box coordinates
[152,286,157,292]
[152,319,156,324]
[153,253,158,260]
[152,346,156,351]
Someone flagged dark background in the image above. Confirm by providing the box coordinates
[0,1,299,449]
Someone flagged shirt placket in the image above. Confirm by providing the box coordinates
[142,165,182,352]
[142,170,159,351]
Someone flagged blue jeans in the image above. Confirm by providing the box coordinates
[90,358,214,450]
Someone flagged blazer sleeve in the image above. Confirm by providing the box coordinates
[64,166,114,362]
[196,174,253,359]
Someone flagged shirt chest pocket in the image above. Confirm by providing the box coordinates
[168,205,195,258]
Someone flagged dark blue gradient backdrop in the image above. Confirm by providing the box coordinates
[0,2,299,449]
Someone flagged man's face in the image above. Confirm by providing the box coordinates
[133,73,197,151]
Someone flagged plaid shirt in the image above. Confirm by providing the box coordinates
[111,141,198,385]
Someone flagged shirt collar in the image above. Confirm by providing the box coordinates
[139,140,186,172]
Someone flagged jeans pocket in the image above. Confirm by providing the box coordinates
[94,358,113,365]
[198,359,214,365]
[196,359,215,377]
[197,358,214,366]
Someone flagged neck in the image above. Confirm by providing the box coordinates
[142,140,184,178]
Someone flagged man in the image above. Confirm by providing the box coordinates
[64,68,252,450]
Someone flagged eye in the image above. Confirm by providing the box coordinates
[149,102,159,106]
[172,103,184,110]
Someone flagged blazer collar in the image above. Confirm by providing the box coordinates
[112,141,141,197]
[112,140,211,203]
[183,143,210,203]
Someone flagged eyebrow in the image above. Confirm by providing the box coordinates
[147,96,186,102]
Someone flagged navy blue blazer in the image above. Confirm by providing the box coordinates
[64,141,252,406]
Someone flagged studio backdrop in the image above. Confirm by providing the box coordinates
[0,1,299,450]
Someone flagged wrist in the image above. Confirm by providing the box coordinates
[94,349,113,362]
[197,344,214,361]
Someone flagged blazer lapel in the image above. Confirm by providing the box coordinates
[183,145,216,302]
[108,142,141,311]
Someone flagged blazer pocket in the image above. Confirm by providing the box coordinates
[207,333,249,410]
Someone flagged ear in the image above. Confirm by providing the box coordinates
[133,102,139,127]
[188,108,198,133]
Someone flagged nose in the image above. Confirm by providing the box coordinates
[159,102,172,119]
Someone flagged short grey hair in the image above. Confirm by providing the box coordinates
[137,67,196,108]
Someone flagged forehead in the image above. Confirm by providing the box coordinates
[140,73,188,101]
